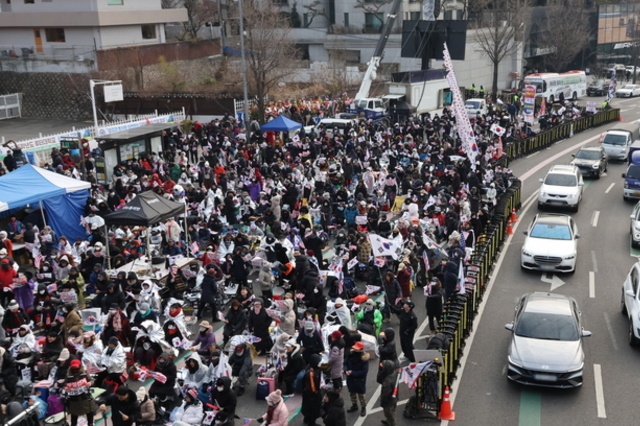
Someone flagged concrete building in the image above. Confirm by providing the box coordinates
[0,0,188,72]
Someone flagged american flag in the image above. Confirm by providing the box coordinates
[148,370,167,384]
[458,230,466,250]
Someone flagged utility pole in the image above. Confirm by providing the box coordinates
[238,0,250,136]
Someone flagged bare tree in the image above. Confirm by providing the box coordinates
[182,0,216,39]
[537,0,593,73]
[303,0,332,29]
[355,0,394,32]
[474,0,529,100]
[238,1,300,123]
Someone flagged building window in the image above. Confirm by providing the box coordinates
[24,0,34,3]
[410,12,421,20]
[141,25,157,40]
[107,0,124,4]
[365,13,384,32]
[303,13,309,27]
[344,13,349,27]
[444,10,453,20]
[45,28,66,43]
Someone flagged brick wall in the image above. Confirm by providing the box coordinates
[0,72,92,120]
[96,39,222,72]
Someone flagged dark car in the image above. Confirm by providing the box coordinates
[586,79,609,96]
[505,292,591,389]
[570,146,608,178]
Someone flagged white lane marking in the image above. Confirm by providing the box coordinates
[603,312,619,351]
[591,211,600,227]
[605,183,615,194]
[441,190,540,426]
[526,152,540,158]
[591,250,598,272]
[352,295,432,426]
[368,399,409,414]
[589,271,595,298]
[594,364,607,418]
[621,108,630,112]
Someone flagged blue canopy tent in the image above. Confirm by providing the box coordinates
[0,164,91,241]
[260,115,303,132]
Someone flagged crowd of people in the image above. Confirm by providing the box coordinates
[0,103,519,426]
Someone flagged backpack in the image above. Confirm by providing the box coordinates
[293,367,308,394]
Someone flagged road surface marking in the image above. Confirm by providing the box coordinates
[603,312,619,351]
[591,250,598,272]
[518,389,541,426]
[605,183,615,193]
[441,190,540,426]
[591,211,600,227]
[589,271,595,298]
[526,152,540,158]
[621,108,631,112]
[594,364,607,418]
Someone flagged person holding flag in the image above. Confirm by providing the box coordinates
[149,352,178,413]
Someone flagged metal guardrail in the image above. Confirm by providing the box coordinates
[505,109,621,162]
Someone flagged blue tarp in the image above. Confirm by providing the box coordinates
[260,115,302,132]
[0,164,91,241]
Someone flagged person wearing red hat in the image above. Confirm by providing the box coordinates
[327,330,345,391]
[345,341,370,417]
[63,358,97,426]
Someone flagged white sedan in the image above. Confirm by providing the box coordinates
[615,84,640,97]
[621,261,640,345]
[521,213,579,273]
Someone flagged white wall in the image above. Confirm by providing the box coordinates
[4,0,97,13]
[96,0,163,11]
[0,27,96,53]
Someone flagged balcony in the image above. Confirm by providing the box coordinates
[0,44,96,62]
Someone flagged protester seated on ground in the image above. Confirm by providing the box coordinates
[102,303,132,347]
[183,352,209,391]
[148,352,178,411]
[228,342,253,396]
[136,387,156,426]
[95,336,126,389]
[172,387,204,426]
[210,376,237,420]
[78,330,103,373]
[256,389,289,426]
[188,320,216,360]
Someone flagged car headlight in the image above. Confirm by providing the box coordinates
[625,181,630,189]
[564,254,576,260]
[508,355,522,368]
[540,192,547,197]
[567,193,577,199]
[592,164,599,169]
[522,250,533,257]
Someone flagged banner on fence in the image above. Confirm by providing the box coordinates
[523,85,536,124]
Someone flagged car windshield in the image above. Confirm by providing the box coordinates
[575,150,600,160]
[622,85,636,90]
[515,311,579,341]
[544,173,576,186]
[466,101,481,109]
[627,165,640,180]
[603,134,628,146]
[530,223,572,240]
[589,80,604,88]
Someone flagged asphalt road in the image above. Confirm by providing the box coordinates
[448,94,640,426]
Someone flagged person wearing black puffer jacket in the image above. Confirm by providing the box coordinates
[149,353,177,411]
[210,376,237,419]
[321,389,346,426]
[302,353,322,426]
[377,327,399,368]
[377,360,399,426]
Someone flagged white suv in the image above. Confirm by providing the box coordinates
[538,165,584,212]
[622,262,640,345]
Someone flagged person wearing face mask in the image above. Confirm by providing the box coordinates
[0,258,17,307]
[330,298,352,330]
[355,298,383,337]
[222,299,247,345]
[183,352,209,390]
[101,283,126,314]
[377,360,399,426]
[327,330,345,391]
[102,303,132,347]
[344,201,359,231]
[321,388,346,426]
[377,328,399,369]
[280,339,305,398]
[228,342,252,396]
[10,324,36,361]
[210,376,237,419]
[256,389,289,426]
[188,321,216,359]
[63,267,85,308]
[95,337,125,390]
[63,359,97,426]
[79,331,103,373]
[279,294,297,337]
[133,336,157,369]
[378,215,392,238]
[139,280,162,315]
[296,320,325,364]
[247,298,273,355]
[171,387,204,426]
[2,299,28,335]
[149,352,177,411]
[344,341,369,417]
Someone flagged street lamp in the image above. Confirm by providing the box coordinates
[89,79,122,131]
[237,0,250,136]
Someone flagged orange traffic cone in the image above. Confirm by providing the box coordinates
[620,114,625,122]
[506,220,515,235]
[510,207,518,223]
[439,386,456,421]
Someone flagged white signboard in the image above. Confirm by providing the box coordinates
[104,84,124,103]
[586,101,597,113]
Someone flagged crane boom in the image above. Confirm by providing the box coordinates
[355,0,404,101]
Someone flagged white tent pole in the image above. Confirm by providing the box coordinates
[146,227,151,278]
[38,201,47,228]
[184,205,189,258]
[104,223,111,270]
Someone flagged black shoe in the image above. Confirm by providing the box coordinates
[237,386,245,396]
[347,404,358,413]
[360,407,366,417]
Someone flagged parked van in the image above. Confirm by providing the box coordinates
[465,98,488,118]
[622,150,640,201]
[601,122,640,161]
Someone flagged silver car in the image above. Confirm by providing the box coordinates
[505,292,591,388]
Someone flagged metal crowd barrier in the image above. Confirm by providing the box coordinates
[506,109,621,161]
[434,180,522,403]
